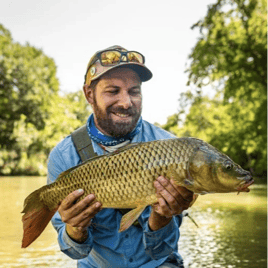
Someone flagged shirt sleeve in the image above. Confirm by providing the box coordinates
[142,213,183,260]
[47,145,94,259]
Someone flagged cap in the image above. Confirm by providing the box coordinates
[84,45,153,85]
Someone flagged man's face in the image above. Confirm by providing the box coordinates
[85,68,142,137]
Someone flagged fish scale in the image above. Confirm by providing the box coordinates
[40,138,194,210]
[22,137,254,248]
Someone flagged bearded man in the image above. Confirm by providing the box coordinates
[47,45,194,268]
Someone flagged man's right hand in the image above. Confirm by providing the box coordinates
[58,189,102,243]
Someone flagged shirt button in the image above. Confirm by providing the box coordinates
[125,234,129,238]
[129,258,133,262]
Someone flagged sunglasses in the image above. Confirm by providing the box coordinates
[94,50,145,66]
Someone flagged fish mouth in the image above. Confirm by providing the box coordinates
[237,176,254,192]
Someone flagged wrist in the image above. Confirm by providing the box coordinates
[66,224,88,243]
[148,210,172,231]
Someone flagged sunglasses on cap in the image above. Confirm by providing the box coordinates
[94,49,145,66]
[84,47,152,85]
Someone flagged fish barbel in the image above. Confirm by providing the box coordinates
[21,137,254,248]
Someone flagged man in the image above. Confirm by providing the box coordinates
[47,45,194,267]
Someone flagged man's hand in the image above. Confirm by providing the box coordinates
[149,176,196,231]
[58,189,102,243]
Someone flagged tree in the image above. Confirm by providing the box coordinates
[164,0,267,177]
[0,24,59,149]
[0,24,91,175]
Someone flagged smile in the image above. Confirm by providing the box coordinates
[113,113,131,118]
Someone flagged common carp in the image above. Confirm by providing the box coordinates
[21,137,254,248]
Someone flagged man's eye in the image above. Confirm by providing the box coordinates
[130,90,140,95]
[107,90,118,94]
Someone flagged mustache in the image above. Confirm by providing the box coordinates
[108,107,137,116]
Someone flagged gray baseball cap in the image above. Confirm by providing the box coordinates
[84,45,153,85]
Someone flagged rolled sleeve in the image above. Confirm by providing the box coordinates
[59,224,93,259]
[143,217,180,260]
[50,206,94,260]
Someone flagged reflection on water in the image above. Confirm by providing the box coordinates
[179,185,267,268]
[0,177,266,268]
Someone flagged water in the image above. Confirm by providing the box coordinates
[0,177,76,268]
[0,177,266,268]
[179,185,267,268]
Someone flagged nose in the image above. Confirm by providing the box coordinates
[117,91,132,109]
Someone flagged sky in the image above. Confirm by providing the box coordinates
[1,0,216,125]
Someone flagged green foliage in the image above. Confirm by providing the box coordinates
[0,25,59,149]
[0,24,91,175]
[163,0,267,177]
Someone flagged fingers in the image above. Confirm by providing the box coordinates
[67,202,102,228]
[154,180,178,216]
[60,189,85,210]
[58,189,102,228]
[68,194,96,218]
[153,176,194,217]
[170,179,194,203]
[156,176,179,201]
[153,195,174,218]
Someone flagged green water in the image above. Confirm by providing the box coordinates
[179,185,267,267]
[0,177,266,268]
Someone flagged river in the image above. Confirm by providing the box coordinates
[0,176,266,268]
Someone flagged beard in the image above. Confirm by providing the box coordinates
[92,96,142,137]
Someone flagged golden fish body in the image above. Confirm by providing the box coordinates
[41,138,194,210]
[21,137,254,248]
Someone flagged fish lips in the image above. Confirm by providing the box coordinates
[236,175,254,192]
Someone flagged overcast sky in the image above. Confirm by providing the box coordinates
[1,0,215,124]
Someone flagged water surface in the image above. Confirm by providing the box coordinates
[0,177,266,267]
[179,185,267,267]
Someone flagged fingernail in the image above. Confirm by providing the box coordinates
[76,189,84,194]
[158,176,165,182]
[88,194,94,199]
[95,202,101,208]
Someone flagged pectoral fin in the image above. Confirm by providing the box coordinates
[119,205,146,232]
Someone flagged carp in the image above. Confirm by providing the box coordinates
[21,137,254,248]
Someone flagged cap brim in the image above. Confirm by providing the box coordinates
[92,62,153,83]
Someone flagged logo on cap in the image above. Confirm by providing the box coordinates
[89,66,96,76]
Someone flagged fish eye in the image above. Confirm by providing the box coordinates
[225,161,233,170]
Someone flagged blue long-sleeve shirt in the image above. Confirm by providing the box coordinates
[47,118,184,268]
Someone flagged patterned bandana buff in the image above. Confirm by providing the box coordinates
[86,114,142,146]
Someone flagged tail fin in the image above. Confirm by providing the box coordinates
[21,186,58,248]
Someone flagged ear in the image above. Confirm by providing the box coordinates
[83,84,93,104]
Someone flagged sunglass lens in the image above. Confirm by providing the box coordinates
[101,51,121,65]
[127,52,144,63]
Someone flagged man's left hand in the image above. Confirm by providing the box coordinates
[153,176,195,217]
[149,176,196,231]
